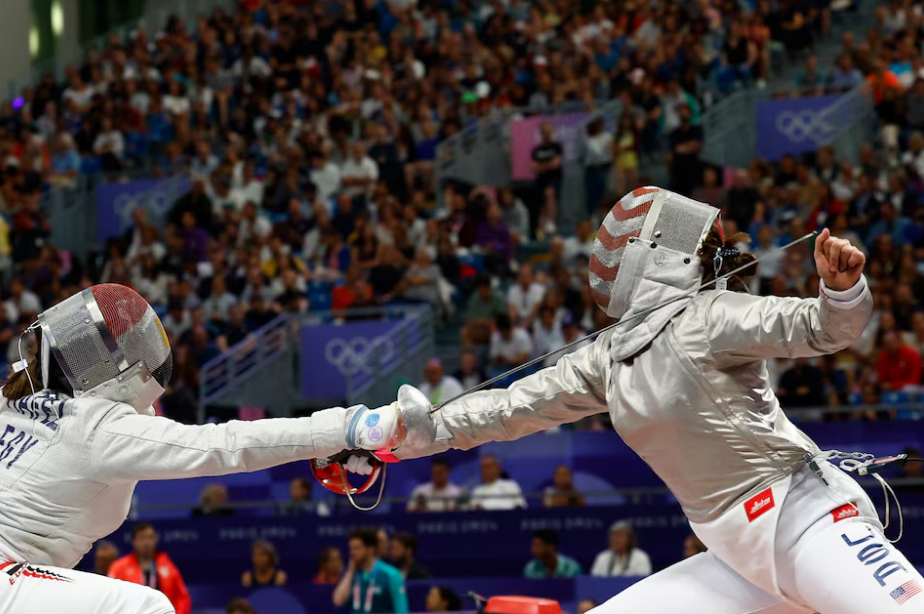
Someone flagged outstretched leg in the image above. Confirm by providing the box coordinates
[591,552,810,614]
[782,517,924,613]
[0,563,174,614]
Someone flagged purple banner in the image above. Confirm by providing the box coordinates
[510,114,588,181]
[95,177,191,243]
[300,321,403,399]
[756,94,845,161]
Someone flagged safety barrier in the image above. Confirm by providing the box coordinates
[197,312,297,423]
[347,307,432,407]
[701,83,874,168]
[198,305,436,419]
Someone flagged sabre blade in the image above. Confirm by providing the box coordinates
[431,231,818,413]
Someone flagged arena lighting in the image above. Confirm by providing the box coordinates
[29,25,39,57]
[51,0,64,37]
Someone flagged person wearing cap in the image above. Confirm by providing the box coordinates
[417,359,464,407]
[590,522,652,578]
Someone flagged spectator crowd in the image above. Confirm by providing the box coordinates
[0,0,888,424]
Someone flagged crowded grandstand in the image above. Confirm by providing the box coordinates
[0,0,922,611]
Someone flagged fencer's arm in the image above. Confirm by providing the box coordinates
[705,275,873,366]
[86,404,352,481]
[394,336,610,460]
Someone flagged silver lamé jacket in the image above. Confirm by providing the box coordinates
[399,245,873,524]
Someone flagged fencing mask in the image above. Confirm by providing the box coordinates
[36,284,173,414]
[588,187,721,359]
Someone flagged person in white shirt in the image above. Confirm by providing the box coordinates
[201,276,238,323]
[5,278,42,323]
[93,118,125,166]
[310,151,341,210]
[590,521,653,578]
[231,161,265,210]
[532,306,564,357]
[407,457,463,512]
[562,219,595,264]
[237,202,273,247]
[417,359,464,407]
[190,140,219,178]
[339,141,379,207]
[62,75,94,111]
[507,264,546,327]
[163,80,191,118]
[489,314,534,370]
[469,454,527,510]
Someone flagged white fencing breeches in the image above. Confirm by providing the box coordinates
[592,517,924,614]
[0,562,174,614]
[592,463,924,614]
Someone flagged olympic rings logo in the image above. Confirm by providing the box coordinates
[774,107,836,144]
[112,177,190,232]
[325,336,396,376]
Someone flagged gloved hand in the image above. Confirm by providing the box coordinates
[345,403,405,451]
[393,384,443,455]
[343,454,374,475]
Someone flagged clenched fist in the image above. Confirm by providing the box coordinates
[813,228,865,292]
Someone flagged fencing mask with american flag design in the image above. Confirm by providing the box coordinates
[589,187,721,320]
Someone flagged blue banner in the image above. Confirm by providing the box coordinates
[87,505,692,585]
[300,321,403,399]
[756,94,845,161]
[95,177,191,243]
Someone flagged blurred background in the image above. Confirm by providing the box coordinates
[1,0,924,612]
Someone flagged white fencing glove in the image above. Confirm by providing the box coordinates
[345,403,405,451]
[343,455,374,475]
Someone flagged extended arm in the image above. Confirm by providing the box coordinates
[394,337,610,460]
[706,276,872,366]
[87,403,398,482]
[707,229,872,366]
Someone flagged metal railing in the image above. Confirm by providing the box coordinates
[129,476,924,517]
[700,88,772,168]
[197,312,297,423]
[342,306,434,408]
[197,305,436,420]
[787,402,924,421]
[701,83,874,168]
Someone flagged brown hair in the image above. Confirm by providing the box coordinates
[1,356,42,401]
[698,226,758,292]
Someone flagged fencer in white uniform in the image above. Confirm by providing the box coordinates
[382,188,924,613]
[0,284,400,613]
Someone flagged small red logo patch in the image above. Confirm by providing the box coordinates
[745,488,775,523]
[831,503,859,523]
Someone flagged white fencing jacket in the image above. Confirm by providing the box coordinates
[0,396,349,568]
[398,276,873,525]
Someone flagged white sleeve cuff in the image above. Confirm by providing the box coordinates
[820,275,868,310]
